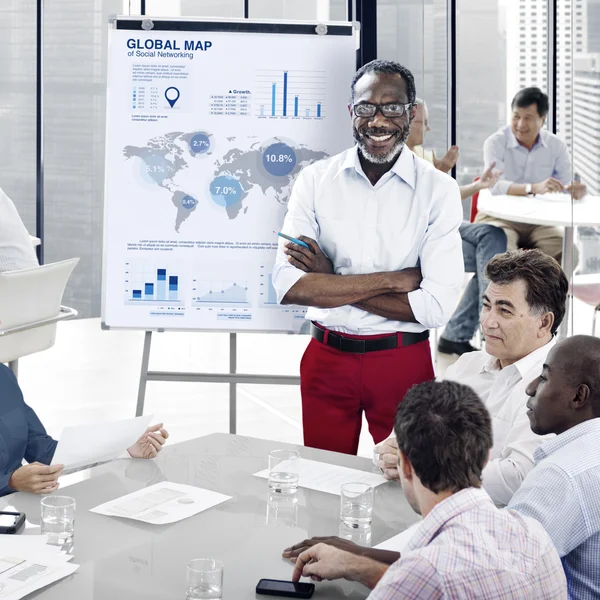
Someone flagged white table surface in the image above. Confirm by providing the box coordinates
[477,189,600,228]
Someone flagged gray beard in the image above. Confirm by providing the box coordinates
[354,130,408,165]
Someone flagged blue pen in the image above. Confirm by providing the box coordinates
[275,231,310,249]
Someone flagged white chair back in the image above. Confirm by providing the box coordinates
[0,258,79,363]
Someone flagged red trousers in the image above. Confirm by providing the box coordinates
[300,330,435,455]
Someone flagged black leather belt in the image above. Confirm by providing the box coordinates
[310,322,429,354]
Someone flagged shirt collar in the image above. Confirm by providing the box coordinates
[334,145,416,189]
[533,417,600,463]
[506,126,547,150]
[406,488,493,552]
[480,338,555,378]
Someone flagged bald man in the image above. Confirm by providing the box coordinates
[509,335,600,600]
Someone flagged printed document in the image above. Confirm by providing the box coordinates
[253,458,387,495]
[374,521,422,552]
[90,482,231,524]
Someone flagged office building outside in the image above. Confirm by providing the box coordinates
[573,54,600,195]
[506,0,586,146]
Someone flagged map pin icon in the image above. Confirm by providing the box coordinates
[165,87,180,108]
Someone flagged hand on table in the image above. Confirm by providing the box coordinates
[532,177,564,195]
[433,145,459,173]
[565,181,587,200]
[283,536,365,561]
[291,543,358,583]
[127,423,169,459]
[8,463,63,494]
[284,236,334,274]
[374,437,400,481]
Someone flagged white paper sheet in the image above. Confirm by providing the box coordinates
[0,535,79,600]
[253,458,387,495]
[52,415,153,471]
[90,482,231,524]
[374,521,422,552]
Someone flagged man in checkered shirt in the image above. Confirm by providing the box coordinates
[289,380,567,599]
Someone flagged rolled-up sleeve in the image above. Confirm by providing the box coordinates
[407,178,464,329]
[484,133,512,195]
[552,141,572,186]
[272,167,319,304]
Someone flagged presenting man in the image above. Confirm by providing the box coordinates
[376,249,568,505]
[272,60,464,455]
[406,98,507,356]
[287,381,567,599]
[478,87,586,262]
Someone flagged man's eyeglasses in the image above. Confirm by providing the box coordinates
[352,102,413,119]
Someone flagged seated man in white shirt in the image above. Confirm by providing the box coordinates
[0,185,39,272]
[376,248,568,506]
[286,380,567,599]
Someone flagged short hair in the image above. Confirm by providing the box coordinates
[555,335,600,416]
[394,380,492,494]
[485,249,568,335]
[350,60,416,105]
[511,87,549,118]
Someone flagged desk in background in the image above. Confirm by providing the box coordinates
[6,433,418,600]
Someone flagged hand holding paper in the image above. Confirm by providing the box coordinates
[52,415,154,472]
[127,423,169,459]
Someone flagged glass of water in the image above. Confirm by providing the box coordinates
[268,449,300,494]
[340,482,374,529]
[186,558,223,599]
[40,495,75,553]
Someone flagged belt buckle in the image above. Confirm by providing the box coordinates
[339,337,366,354]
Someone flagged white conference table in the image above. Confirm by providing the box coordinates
[477,189,600,337]
[2,433,418,600]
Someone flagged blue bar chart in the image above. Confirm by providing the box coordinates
[125,262,183,306]
[192,279,250,307]
[256,69,326,119]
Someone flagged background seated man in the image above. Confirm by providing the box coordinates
[287,380,567,599]
[478,86,586,264]
[509,335,600,600]
[0,185,39,272]
[0,363,168,495]
[406,98,507,356]
[376,249,568,506]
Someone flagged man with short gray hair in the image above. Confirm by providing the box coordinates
[376,249,568,506]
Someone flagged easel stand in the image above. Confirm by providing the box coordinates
[136,331,301,433]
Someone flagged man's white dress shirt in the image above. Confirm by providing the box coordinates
[444,339,555,506]
[272,146,464,334]
[0,186,38,272]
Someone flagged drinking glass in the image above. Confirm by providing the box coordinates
[186,558,223,599]
[41,496,75,552]
[340,483,374,528]
[268,449,299,494]
[266,490,299,527]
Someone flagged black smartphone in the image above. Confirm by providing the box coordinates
[0,511,25,535]
[256,578,315,598]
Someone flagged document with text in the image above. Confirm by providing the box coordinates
[374,521,422,552]
[253,458,387,495]
[52,414,153,471]
[90,482,231,524]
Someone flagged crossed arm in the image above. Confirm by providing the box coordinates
[281,236,421,323]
